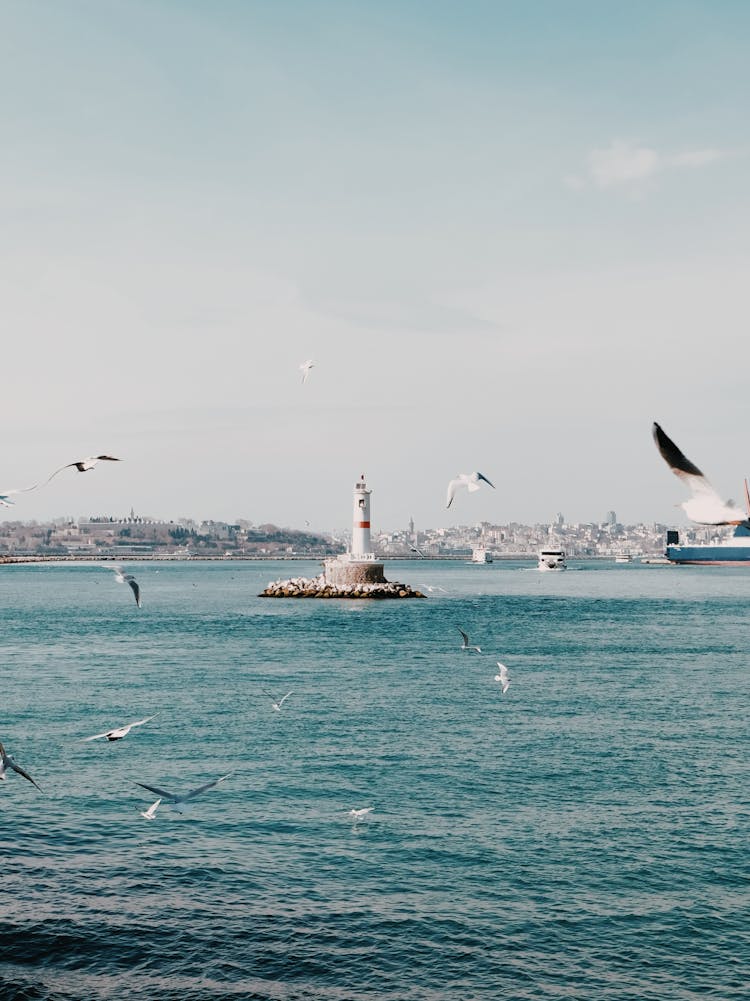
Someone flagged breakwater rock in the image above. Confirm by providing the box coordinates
[259,573,424,599]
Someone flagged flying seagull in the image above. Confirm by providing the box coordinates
[135,773,232,813]
[652,422,750,526]
[82,714,159,742]
[409,544,426,558]
[457,627,481,653]
[299,359,315,384]
[107,565,142,608]
[348,807,373,822]
[264,690,293,712]
[494,662,510,694]
[0,741,43,792]
[140,798,161,821]
[446,471,495,509]
[40,456,122,486]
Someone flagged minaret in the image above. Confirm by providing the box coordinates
[351,473,373,558]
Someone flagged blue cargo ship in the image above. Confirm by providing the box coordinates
[665,526,750,564]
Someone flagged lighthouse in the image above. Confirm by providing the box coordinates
[351,473,373,559]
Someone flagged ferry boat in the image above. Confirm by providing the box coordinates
[614,552,634,563]
[538,549,566,571]
[470,547,493,564]
[665,526,750,565]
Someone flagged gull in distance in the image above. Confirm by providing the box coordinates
[348,807,373,823]
[299,359,315,384]
[457,627,481,653]
[0,740,43,792]
[652,422,750,526]
[107,565,142,608]
[82,714,159,742]
[140,798,161,821]
[494,662,510,694]
[446,471,495,509]
[264,690,293,712]
[135,773,232,814]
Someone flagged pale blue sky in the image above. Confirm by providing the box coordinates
[2,1,749,530]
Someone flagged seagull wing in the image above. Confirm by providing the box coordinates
[456,626,469,646]
[653,422,746,523]
[94,455,121,462]
[446,477,464,508]
[126,577,142,607]
[182,773,233,802]
[9,759,43,792]
[81,730,113,741]
[135,780,177,801]
[128,714,158,729]
[475,471,495,489]
[278,691,293,707]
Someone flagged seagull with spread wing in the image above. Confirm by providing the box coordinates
[299,359,315,384]
[0,741,43,792]
[446,471,495,509]
[135,773,232,813]
[652,422,750,526]
[82,714,158,742]
[494,662,510,694]
[264,690,293,712]
[107,565,142,608]
[457,627,481,653]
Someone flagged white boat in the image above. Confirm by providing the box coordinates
[538,549,566,571]
[470,547,493,564]
[614,552,634,563]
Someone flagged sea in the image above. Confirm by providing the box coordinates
[1,559,748,1000]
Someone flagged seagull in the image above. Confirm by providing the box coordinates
[457,627,481,652]
[140,798,161,821]
[0,741,43,792]
[652,422,750,526]
[494,662,510,694]
[409,544,425,558]
[264,690,293,712]
[82,714,159,742]
[348,807,373,822]
[421,583,447,593]
[446,471,495,509]
[107,565,142,607]
[299,359,315,384]
[135,773,232,813]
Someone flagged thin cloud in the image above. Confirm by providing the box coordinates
[568,140,727,190]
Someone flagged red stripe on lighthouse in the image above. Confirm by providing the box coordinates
[356,521,370,528]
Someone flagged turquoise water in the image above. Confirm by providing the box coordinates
[1,560,748,1000]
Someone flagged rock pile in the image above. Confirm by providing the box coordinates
[259,573,423,599]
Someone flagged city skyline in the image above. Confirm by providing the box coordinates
[3,2,749,527]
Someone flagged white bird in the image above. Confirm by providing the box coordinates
[264,690,293,712]
[446,471,495,509]
[42,455,122,484]
[135,773,232,813]
[457,627,481,652]
[0,741,43,792]
[140,798,161,821]
[652,423,749,526]
[299,359,315,384]
[348,807,373,822]
[494,662,510,694]
[421,584,447,593]
[107,565,142,608]
[82,714,159,742]
[409,544,425,558]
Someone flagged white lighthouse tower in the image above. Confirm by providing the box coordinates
[351,473,374,560]
[324,473,386,587]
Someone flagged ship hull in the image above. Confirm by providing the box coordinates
[666,546,750,565]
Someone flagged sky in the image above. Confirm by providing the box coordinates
[2,0,749,532]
